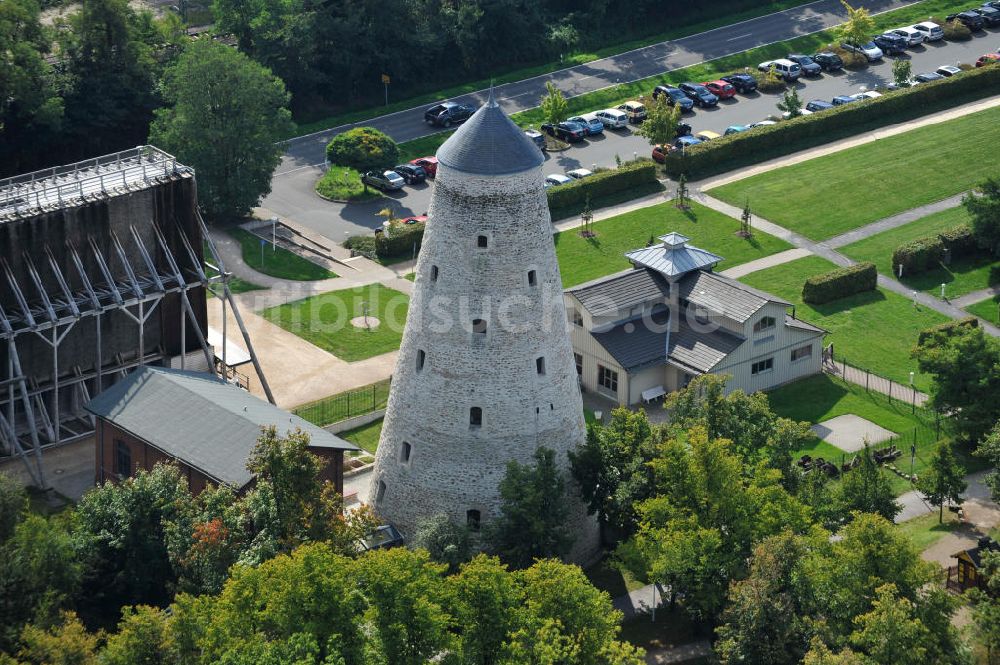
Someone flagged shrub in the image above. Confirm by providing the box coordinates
[802,262,877,304]
[756,66,786,92]
[938,224,977,258]
[325,127,399,172]
[892,235,944,275]
[829,44,867,70]
[343,235,377,259]
[941,19,971,40]
[546,160,657,210]
[345,221,425,261]
[917,316,978,346]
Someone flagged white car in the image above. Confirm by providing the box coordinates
[936,65,962,77]
[851,90,882,101]
[748,120,778,129]
[888,26,926,46]
[911,21,945,41]
[566,168,593,180]
[544,174,573,188]
[840,40,884,61]
[781,108,814,120]
[593,109,628,129]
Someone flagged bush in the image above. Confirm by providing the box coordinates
[939,224,977,258]
[345,220,425,261]
[325,127,399,172]
[802,262,877,304]
[941,18,972,41]
[756,66,786,92]
[661,65,1000,179]
[917,316,979,345]
[829,44,867,70]
[546,160,657,209]
[892,235,944,275]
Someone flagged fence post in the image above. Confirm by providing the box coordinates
[347,391,351,417]
[888,379,892,404]
[865,370,869,392]
[372,384,376,411]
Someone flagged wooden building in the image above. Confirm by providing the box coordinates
[86,366,358,496]
[947,537,1000,593]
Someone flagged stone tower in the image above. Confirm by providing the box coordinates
[367,93,599,562]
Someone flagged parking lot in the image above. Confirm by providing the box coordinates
[262,25,1000,243]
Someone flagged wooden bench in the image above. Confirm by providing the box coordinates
[642,385,666,404]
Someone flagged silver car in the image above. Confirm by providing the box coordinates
[840,40,884,61]
[888,26,926,46]
[911,21,945,41]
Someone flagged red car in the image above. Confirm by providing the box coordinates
[975,53,1000,67]
[400,215,428,225]
[651,145,667,163]
[702,80,736,100]
[409,157,438,178]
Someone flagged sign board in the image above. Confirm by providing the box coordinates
[381,74,391,84]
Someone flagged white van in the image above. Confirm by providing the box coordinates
[594,109,629,129]
[757,58,802,81]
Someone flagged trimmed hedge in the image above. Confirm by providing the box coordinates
[802,262,878,304]
[546,160,658,209]
[662,65,1000,179]
[345,221,424,261]
[917,316,979,345]
[939,224,976,258]
[893,236,944,275]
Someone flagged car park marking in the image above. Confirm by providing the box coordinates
[727,33,753,41]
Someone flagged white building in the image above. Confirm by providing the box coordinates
[565,233,825,406]
[368,92,600,562]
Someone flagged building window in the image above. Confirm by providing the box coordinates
[571,309,583,327]
[574,353,583,376]
[376,480,386,503]
[467,509,481,531]
[528,270,537,286]
[536,356,546,375]
[416,349,425,371]
[598,364,619,393]
[430,265,439,282]
[791,344,813,362]
[477,235,488,249]
[400,441,412,463]
[472,318,487,335]
[115,440,132,478]
[470,407,482,428]
[753,316,776,333]
[751,357,774,375]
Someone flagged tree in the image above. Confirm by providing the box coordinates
[963,176,1000,255]
[969,551,1000,664]
[837,443,901,521]
[976,420,1000,502]
[413,513,471,572]
[150,39,293,222]
[918,440,968,523]
[776,87,803,118]
[325,126,400,173]
[913,323,1000,441]
[635,96,681,147]
[893,59,913,88]
[100,605,169,665]
[837,0,876,48]
[487,447,574,568]
[449,555,523,665]
[0,472,25,544]
[16,611,98,665]
[540,81,568,127]
[801,637,865,665]
[848,584,931,665]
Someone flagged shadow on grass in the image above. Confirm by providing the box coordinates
[810,288,888,317]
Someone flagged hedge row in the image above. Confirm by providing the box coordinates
[892,224,977,276]
[546,160,658,209]
[802,262,877,305]
[917,316,979,346]
[344,221,425,261]
[662,65,1000,179]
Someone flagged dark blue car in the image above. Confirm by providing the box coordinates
[678,82,720,108]
[652,85,694,111]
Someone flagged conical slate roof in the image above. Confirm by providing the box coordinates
[435,90,544,176]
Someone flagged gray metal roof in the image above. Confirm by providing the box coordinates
[625,234,723,278]
[567,268,670,317]
[785,314,826,334]
[677,270,789,323]
[85,366,358,488]
[591,310,744,373]
[435,90,544,175]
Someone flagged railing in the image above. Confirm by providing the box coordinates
[293,378,392,428]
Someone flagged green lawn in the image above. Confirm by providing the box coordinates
[260,283,409,361]
[965,295,1000,324]
[740,256,949,391]
[293,378,392,427]
[709,105,1000,240]
[555,201,792,287]
[230,228,338,281]
[315,165,382,203]
[404,272,416,282]
[897,510,962,550]
[339,419,383,454]
[840,206,1000,299]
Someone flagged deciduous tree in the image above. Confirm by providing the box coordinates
[918,439,968,523]
[963,176,1000,255]
[893,59,913,88]
[776,87,803,118]
[635,96,681,147]
[325,126,400,173]
[976,420,1000,502]
[837,0,876,48]
[837,443,901,521]
[540,81,568,126]
[413,513,472,572]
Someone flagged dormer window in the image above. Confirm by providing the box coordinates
[572,310,583,327]
[753,316,776,333]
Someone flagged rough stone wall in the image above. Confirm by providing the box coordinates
[368,164,600,563]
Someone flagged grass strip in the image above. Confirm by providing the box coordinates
[230,228,338,281]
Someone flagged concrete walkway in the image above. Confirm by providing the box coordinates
[824,358,929,407]
[720,248,813,279]
[896,469,997,524]
[825,194,966,249]
[952,285,1000,309]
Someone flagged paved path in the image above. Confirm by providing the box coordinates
[825,194,966,249]
[720,247,813,278]
[952,285,1000,309]
[896,469,997,523]
[824,359,929,407]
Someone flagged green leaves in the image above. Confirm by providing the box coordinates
[540,82,568,127]
[635,96,681,148]
[324,127,399,173]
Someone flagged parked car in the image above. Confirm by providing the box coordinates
[936,64,963,77]
[971,6,1000,26]
[840,40,884,61]
[946,11,985,31]
[362,170,405,191]
[678,82,719,108]
[811,51,845,71]
[747,120,777,129]
[757,58,802,81]
[720,73,759,93]
[914,71,946,83]
[617,101,648,123]
[524,129,545,151]
[671,135,703,151]
[889,26,926,46]
[788,54,823,76]
[694,130,722,141]
[540,121,586,142]
[983,1,1000,9]
[873,33,907,56]
[400,215,428,225]
[409,156,438,178]
[805,99,835,112]
[851,90,882,101]
[676,122,693,137]
[594,109,629,129]
[566,168,594,180]
[724,124,749,135]
[976,53,1000,66]
[652,85,695,111]
[910,21,945,41]
[831,95,859,106]
[651,145,668,163]
[392,164,427,185]
[424,102,476,127]
[544,174,573,188]
[568,115,605,135]
[702,79,737,99]
[781,108,813,120]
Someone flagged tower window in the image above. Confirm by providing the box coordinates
[400,441,412,463]
[416,349,425,371]
[470,407,482,428]
[477,235,488,249]
[536,356,546,375]
[472,319,487,335]
[467,509,481,531]
[430,265,438,281]
[528,270,537,286]
[376,480,387,503]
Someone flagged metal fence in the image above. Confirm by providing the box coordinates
[822,347,929,410]
[293,378,391,427]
